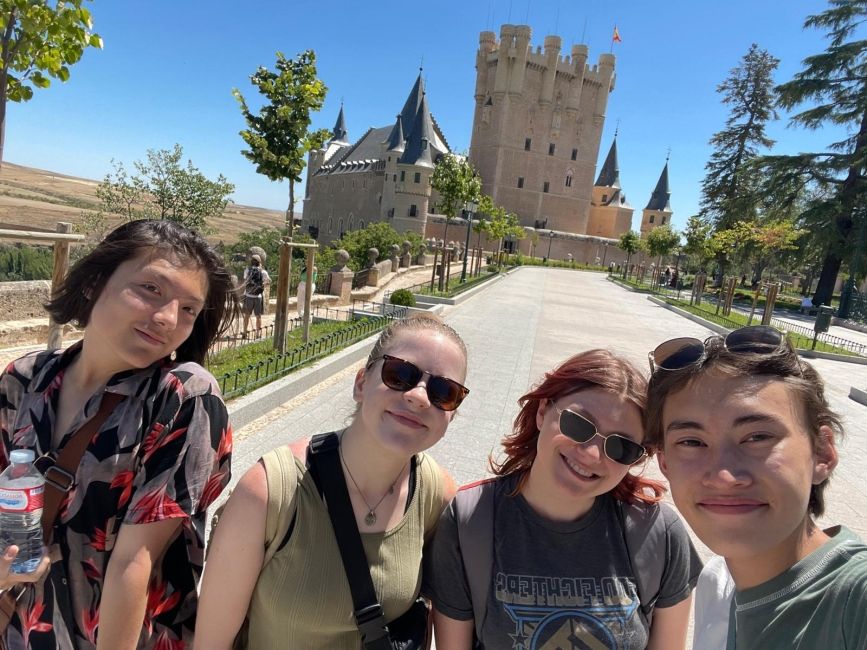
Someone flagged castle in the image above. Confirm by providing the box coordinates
[303,24,672,263]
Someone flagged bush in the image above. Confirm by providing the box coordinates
[390,288,416,307]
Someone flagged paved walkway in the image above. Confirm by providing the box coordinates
[230,267,867,551]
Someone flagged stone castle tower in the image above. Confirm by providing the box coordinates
[469,24,616,235]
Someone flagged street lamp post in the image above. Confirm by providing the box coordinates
[602,241,609,266]
[546,230,554,262]
[460,199,478,283]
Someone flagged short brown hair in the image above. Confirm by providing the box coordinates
[46,220,239,365]
[492,349,666,505]
[645,336,843,516]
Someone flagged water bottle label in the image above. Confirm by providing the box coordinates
[0,486,45,513]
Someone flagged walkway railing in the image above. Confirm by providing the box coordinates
[216,310,404,399]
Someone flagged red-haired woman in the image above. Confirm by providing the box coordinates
[425,350,702,649]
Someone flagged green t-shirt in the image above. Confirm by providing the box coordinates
[727,526,867,649]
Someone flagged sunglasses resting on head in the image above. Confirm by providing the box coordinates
[369,354,469,411]
[555,407,646,466]
[648,325,790,373]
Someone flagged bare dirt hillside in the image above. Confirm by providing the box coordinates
[0,162,286,243]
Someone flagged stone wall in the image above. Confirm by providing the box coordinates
[0,281,51,321]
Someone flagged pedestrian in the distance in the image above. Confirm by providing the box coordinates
[0,219,237,649]
[242,254,270,337]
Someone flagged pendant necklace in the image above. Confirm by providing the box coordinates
[339,440,406,526]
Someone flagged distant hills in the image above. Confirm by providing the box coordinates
[0,162,286,244]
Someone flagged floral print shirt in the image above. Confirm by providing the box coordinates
[0,344,232,649]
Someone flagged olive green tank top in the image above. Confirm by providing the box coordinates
[245,445,445,650]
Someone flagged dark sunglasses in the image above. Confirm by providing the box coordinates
[555,407,647,466]
[648,325,786,373]
[370,354,469,411]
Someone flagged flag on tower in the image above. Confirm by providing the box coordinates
[612,25,622,43]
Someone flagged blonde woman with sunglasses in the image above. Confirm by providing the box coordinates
[426,350,702,650]
[196,313,467,649]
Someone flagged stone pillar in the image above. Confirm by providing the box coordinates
[389,244,400,272]
[400,240,411,268]
[328,249,353,304]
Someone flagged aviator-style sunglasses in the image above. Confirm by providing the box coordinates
[370,354,469,412]
[648,325,786,374]
[555,407,647,466]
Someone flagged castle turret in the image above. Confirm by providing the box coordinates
[540,35,562,105]
[476,31,497,101]
[588,135,633,238]
[330,104,349,145]
[566,44,588,113]
[594,53,616,123]
[641,159,673,236]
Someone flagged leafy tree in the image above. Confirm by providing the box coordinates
[528,229,540,259]
[763,0,867,308]
[234,50,330,231]
[617,230,641,278]
[333,221,403,270]
[701,44,779,230]
[431,153,482,245]
[92,145,234,232]
[644,225,682,278]
[0,0,102,167]
[682,215,715,272]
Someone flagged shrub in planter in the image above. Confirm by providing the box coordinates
[390,288,416,307]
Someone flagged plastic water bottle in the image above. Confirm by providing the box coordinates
[0,450,44,574]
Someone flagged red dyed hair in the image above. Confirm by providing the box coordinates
[490,349,665,505]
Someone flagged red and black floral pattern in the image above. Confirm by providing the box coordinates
[0,343,232,649]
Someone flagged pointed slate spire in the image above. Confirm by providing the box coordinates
[384,114,405,152]
[331,104,349,144]
[645,160,671,211]
[595,137,621,189]
[399,71,425,137]
[399,93,434,168]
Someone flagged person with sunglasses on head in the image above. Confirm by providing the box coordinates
[425,350,702,649]
[0,220,237,649]
[646,325,867,649]
[195,313,467,649]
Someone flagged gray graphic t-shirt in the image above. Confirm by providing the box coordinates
[426,475,700,649]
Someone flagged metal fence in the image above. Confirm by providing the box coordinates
[845,289,867,324]
[215,310,403,399]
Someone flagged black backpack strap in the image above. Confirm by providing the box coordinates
[454,478,497,642]
[307,433,392,650]
[616,498,666,625]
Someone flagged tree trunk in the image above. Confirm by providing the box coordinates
[0,74,6,170]
[286,180,295,233]
[442,220,450,248]
[813,249,842,307]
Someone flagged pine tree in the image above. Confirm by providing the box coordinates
[765,0,867,310]
[700,44,780,229]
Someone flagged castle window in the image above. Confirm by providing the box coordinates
[661,216,667,225]
[565,175,573,188]
[649,215,655,224]
[517,177,524,189]
[388,156,391,162]
[400,170,405,182]
[393,174,396,182]
[571,148,578,161]
[602,194,608,202]
[543,181,550,193]
[414,172,421,183]
[409,204,418,217]
[524,138,532,151]
[360,220,365,229]
[548,143,555,156]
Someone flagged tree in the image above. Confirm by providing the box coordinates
[0,0,102,167]
[93,145,234,232]
[644,225,682,280]
[764,0,867,308]
[431,153,482,245]
[617,230,641,278]
[528,229,540,259]
[682,215,715,272]
[700,44,780,229]
[234,50,330,231]
[333,222,403,271]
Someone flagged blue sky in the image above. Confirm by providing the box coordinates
[6,0,852,232]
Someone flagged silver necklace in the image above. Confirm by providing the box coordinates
[339,440,407,526]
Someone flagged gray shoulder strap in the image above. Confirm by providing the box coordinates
[454,479,497,642]
[617,499,667,624]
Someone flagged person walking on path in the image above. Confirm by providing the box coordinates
[242,254,270,337]
[427,349,702,649]
[646,326,867,649]
[196,313,468,649]
[0,220,237,649]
